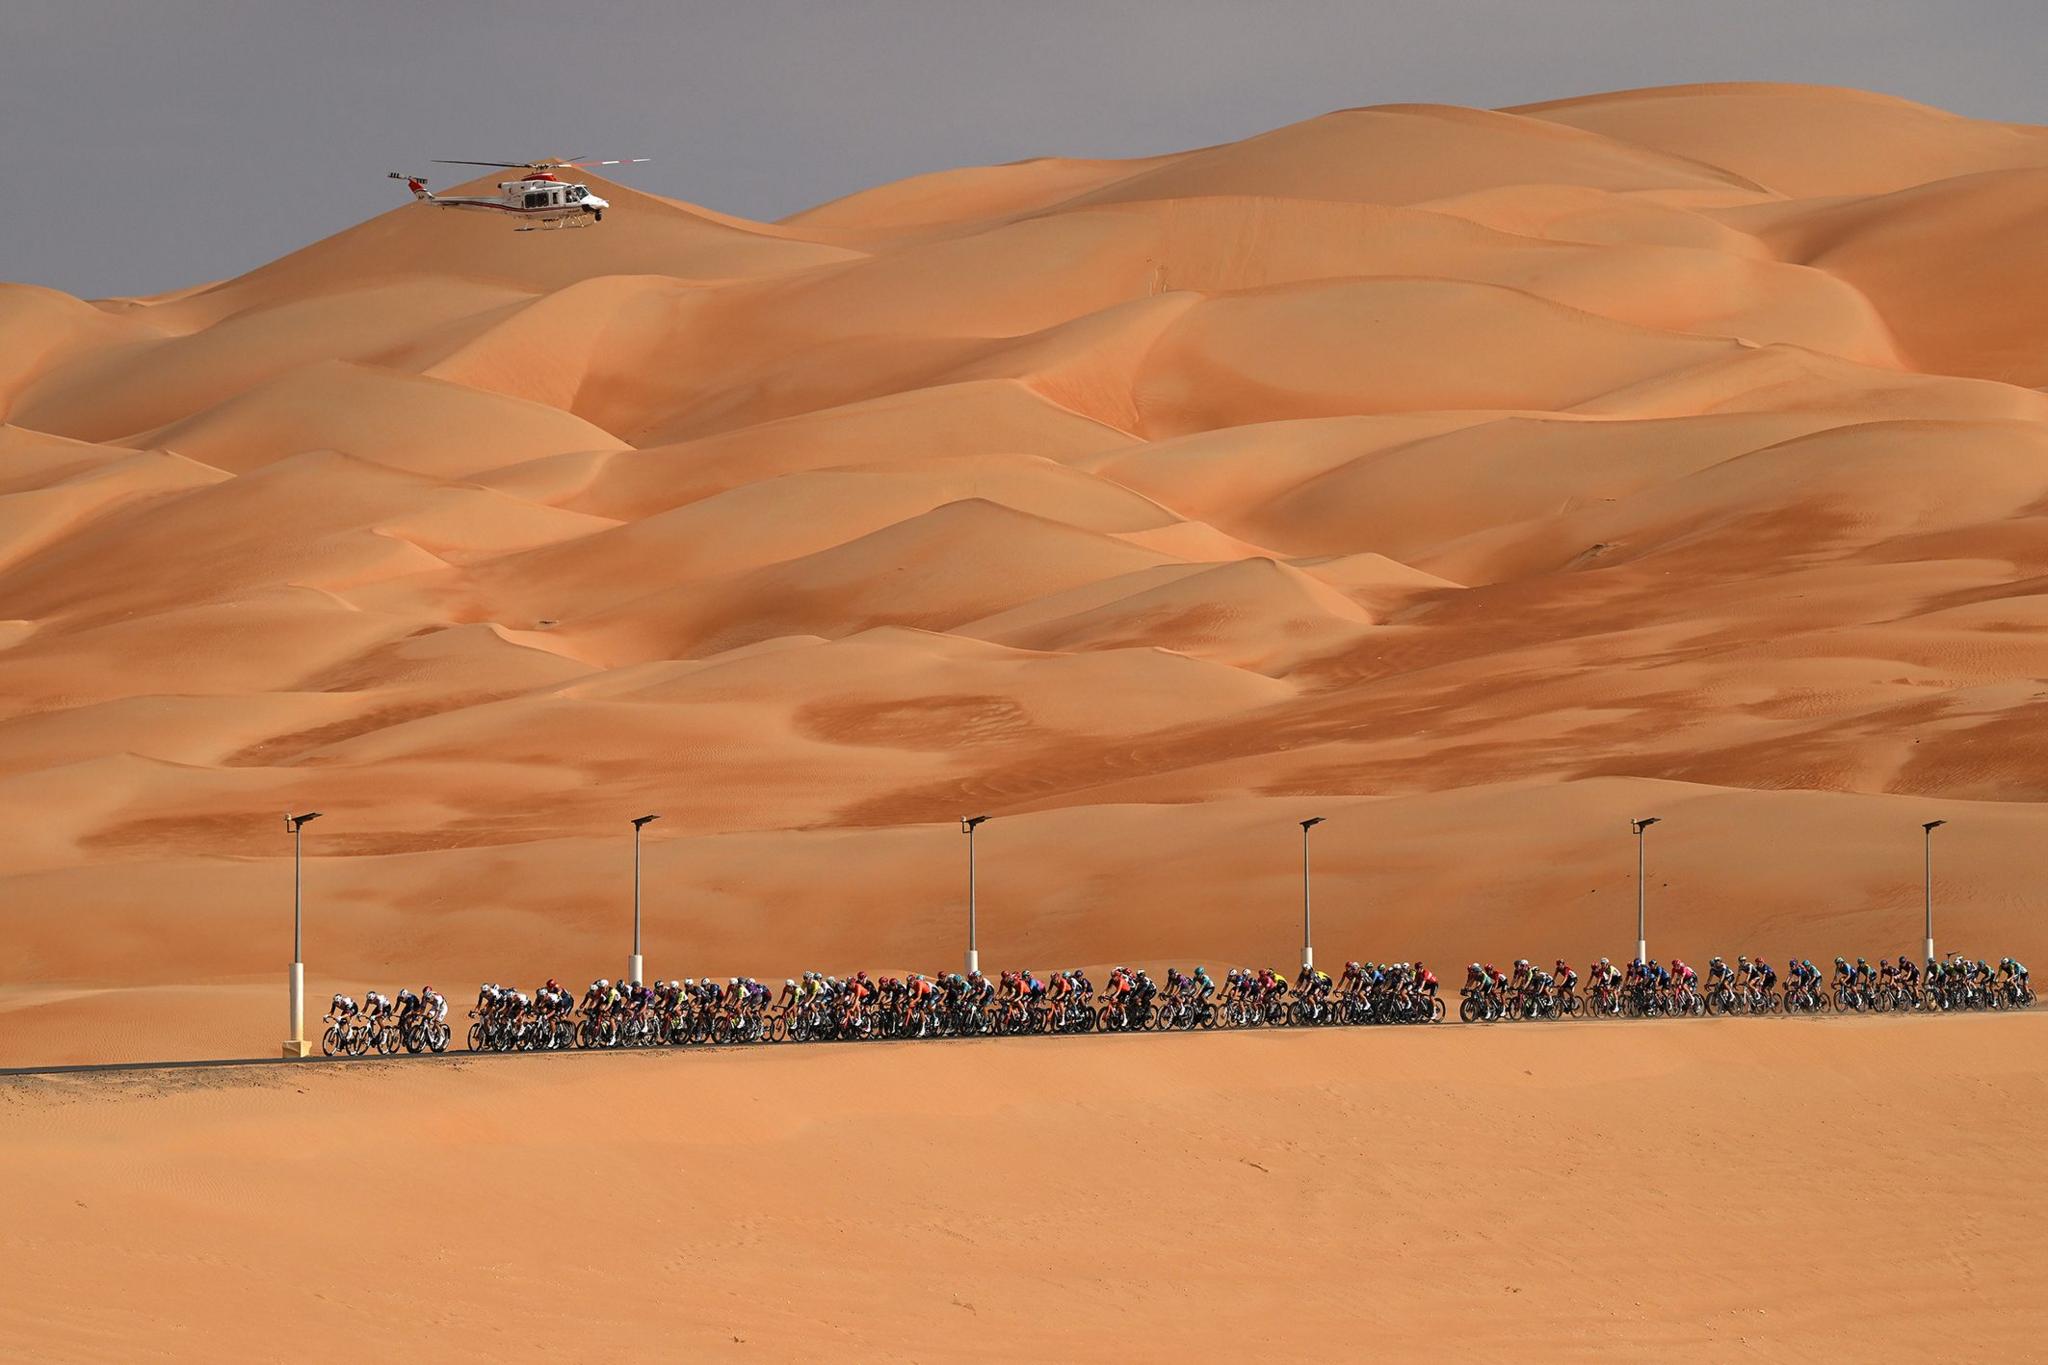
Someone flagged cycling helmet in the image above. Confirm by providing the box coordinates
[1514,959,1528,970]
[785,978,796,987]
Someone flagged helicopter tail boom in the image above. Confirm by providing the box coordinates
[387,172,434,201]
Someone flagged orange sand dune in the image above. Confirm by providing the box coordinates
[6,83,2048,1074]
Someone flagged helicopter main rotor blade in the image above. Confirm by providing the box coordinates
[561,157,652,169]
[431,159,534,169]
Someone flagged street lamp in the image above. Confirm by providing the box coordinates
[1299,817,1325,972]
[1921,819,1946,966]
[961,816,989,974]
[282,811,322,1059]
[1631,817,1659,965]
[630,815,660,985]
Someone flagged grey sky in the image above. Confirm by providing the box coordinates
[5,0,2045,298]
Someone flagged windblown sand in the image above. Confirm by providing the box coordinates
[4,1014,2044,1361]
[7,82,2048,1067]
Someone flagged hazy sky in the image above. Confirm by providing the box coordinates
[5,0,2045,297]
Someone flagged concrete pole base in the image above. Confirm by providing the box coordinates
[964,948,979,975]
[1924,937,1936,966]
[1636,939,1648,966]
[627,953,645,986]
[280,1039,314,1059]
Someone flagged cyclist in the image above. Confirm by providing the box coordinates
[1046,969,1074,1017]
[1553,958,1578,1003]
[1028,969,1051,1012]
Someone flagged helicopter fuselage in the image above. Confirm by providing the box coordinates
[392,171,610,228]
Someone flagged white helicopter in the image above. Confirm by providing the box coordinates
[387,157,650,230]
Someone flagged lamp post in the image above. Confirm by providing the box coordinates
[1921,819,1946,966]
[282,811,322,1058]
[1632,817,1659,965]
[961,816,989,973]
[630,815,659,985]
[1299,817,1325,972]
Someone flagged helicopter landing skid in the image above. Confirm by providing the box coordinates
[515,216,592,233]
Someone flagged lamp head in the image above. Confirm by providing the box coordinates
[286,811,323,831]
[1923,819,1947,832]
[961,815,989,833]
[632,814,661,829]
[1300,816,1325,830]
[1632,816,1660,834]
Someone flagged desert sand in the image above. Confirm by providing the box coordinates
[7,82,2048,1066]
[5,1014,2046,1360]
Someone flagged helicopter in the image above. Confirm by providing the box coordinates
[386,157,650,230]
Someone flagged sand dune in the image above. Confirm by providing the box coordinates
[6,83,2048,1076]
[1520,82,2048,198]
[126,359,624,478]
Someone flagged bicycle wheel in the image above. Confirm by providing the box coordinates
[321,1025,342,1058]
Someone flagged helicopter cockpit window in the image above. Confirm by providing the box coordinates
[569,185,587,201]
